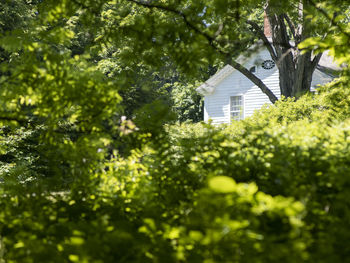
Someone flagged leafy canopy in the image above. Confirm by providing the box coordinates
[0,0,350,262]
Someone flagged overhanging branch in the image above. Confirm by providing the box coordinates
[246,20,277,62]
[228,59,278,103]
[126,0,279,104]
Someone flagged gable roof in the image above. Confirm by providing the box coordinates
[197,48,341,96]
[196,65,235,95]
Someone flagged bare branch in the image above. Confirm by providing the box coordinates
[246,20,278,62]
[265,6,293,55]
[283,14,297,41]
[227,59,278,103]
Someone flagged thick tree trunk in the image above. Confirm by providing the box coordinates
[293,52,315,96]
[263,2,320,101]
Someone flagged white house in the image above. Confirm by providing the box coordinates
[196,48,337,124]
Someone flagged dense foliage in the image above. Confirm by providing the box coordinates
[1,0,350,262]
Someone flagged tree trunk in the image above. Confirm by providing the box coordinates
[263,1,320,101]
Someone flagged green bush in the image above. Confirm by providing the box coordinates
[1,0,350,262]
[3,85,350,262]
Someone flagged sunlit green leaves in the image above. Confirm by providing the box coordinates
[208,176,236,193]
[0,0,350,262]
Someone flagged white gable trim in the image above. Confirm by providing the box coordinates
[196,65,235,95]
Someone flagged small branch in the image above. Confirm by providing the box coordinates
[127,0,216,44]
[283,14,297,41]
[246,20,278,62]
[277,48,294,67]
[311,53,322,71]
[214,23,224,38]
[278,14,293,50]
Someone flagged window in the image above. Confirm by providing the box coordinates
[230,96,243,121]
[249,66,256,73]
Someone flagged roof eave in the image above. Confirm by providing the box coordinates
[196,82,215,95]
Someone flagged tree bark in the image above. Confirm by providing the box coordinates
[264,1,321,100]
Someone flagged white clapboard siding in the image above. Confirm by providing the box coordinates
[311,69,333,88]
[204,49,281,124]
[244,67,280,117]
[203,48,334,124]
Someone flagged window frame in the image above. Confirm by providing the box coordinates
[230,95,244,121]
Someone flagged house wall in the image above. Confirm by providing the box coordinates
[204,49,280,124]
[311,69,333,88]
[204,49,334,124]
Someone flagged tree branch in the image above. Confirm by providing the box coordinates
[246,20,278,62]
[127,0,216,44]
[127,0,279,104]
[214,23,224,38]
[277,14,293,50]
[228,59,278,103]
[283,14,297,42]
[311,53,322,71]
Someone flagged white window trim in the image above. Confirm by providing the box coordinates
[229,95,244,122]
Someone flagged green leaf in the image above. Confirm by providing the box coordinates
[208,176,236,193]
